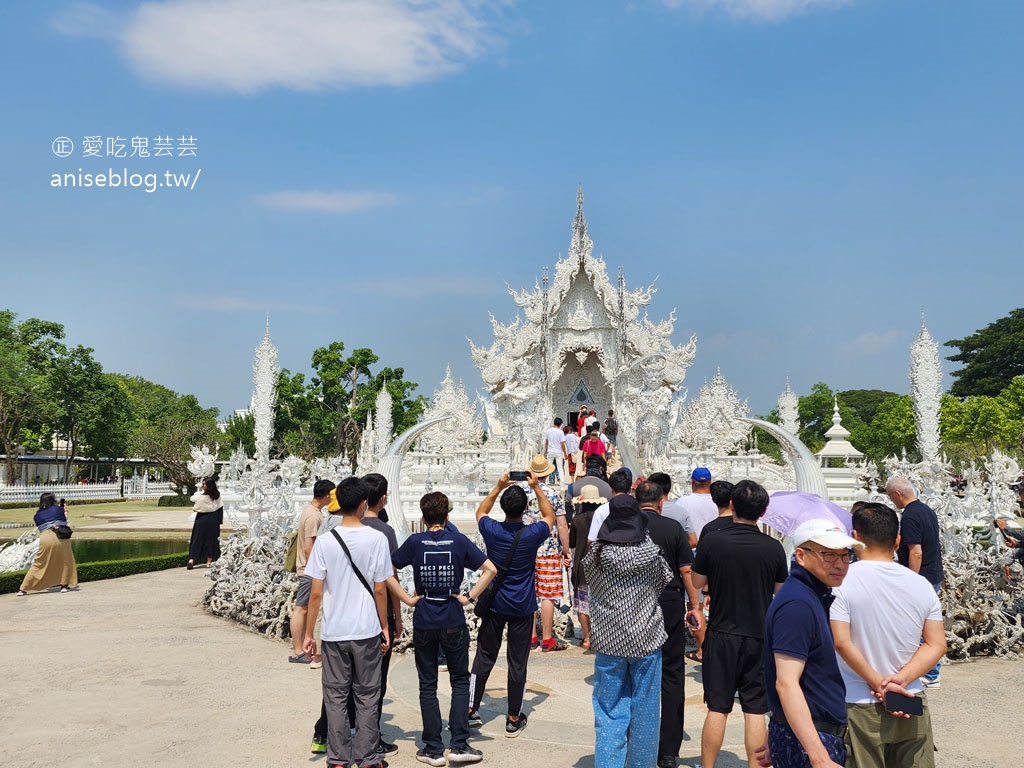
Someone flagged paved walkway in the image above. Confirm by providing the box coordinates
[0,569,1020,768]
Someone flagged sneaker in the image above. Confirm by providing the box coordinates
[377,740,399,756]
[448,745,483,764]
[505,713,528,738]
[16,590,26,597]
[415,748,446,766]
[922,676,941,689]
[468,710,483,728]
[288,653,312,664]
[310,736,327,754]
[657,757,677,768]
[541,639,567,652]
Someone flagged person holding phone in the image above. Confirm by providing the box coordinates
[830,503,945,767]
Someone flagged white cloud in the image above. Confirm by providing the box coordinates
[662,0,851,21]
[49,2,121,38]
[843,330,899,356]
[255,190,398,213]
[53,0,502,93]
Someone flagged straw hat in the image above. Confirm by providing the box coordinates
[527,454,555,478]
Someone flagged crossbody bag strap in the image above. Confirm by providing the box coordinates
[490,526,526,593]
[330,528,375,598]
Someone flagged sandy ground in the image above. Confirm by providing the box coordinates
[0,568,1020,768]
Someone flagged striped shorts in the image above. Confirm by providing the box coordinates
[535,554,564,600]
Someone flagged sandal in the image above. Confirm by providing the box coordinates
[60,586,70,593]
[685,650,702,663]
[289,653,313,664]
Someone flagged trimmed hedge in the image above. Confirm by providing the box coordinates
[0,551,188,594]
[157,495,193,507]
[0,497,128,510]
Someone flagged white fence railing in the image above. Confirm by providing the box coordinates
[0,480,176,504]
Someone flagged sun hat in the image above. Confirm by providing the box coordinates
[527,454,555,478]
[574,484,610,505]
[792,518,864,550]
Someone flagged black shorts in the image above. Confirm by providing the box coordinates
[702,628,768,714]
[295,575,312,607]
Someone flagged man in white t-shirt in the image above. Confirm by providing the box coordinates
[304,476,392,768]
[831,502,946,767]
[562,425,581,480]
[543,417,568,485]
[678,467,717,549]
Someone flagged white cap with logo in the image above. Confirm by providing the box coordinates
[792,519,864,550]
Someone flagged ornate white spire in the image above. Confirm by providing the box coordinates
[817,396,863,459]
[569,185,592,266]
[778,375,799,435]
[252,319,279,465]
[373,383,394,460]
[910,314,942,464]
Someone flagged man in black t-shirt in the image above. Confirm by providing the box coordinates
[698,480,735,539]
[886,475,944,687]
[692,480,788,768]
[636,481,704,768]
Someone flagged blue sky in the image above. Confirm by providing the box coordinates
[2,0,1022,419]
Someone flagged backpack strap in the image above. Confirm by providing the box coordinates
[330,529,375,598]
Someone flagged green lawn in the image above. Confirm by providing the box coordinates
[0,500,161,526]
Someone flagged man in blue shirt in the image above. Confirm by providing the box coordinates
[761,519,864,768]
[392,492,498,766]
[468,471,555,738]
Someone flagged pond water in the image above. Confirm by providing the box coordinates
[71,538,188,563]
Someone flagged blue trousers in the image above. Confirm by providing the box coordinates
[593,650,662,768]
[924,582,942,682]
[767,719,846,767]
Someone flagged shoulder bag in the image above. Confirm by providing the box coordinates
[474,527,526,619]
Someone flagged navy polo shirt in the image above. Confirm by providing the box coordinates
[764,563,847,726]
[392,527,487,631]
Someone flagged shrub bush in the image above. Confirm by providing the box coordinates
[157,495,193,507]
[0,552,188,594]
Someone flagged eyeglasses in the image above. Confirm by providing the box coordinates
[798,547,852,564]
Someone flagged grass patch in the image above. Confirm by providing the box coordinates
[0,500,162,527]
[0,552,188,594]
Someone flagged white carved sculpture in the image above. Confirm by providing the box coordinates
[421,366,484,456]
[373,385,394,467]
[778,377,800,436]
[675,369,751,455]
[187,444,217,480]
[356,410,376,474]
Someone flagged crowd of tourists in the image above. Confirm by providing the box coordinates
[287,449,948,768]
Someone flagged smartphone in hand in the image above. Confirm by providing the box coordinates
[509,471,529,481]
[883,690,923,716]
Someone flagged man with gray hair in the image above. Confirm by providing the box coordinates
[885,476,944,688]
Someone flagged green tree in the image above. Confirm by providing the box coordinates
[110,373,219,493]
[798,382,835,453]
[859,395,917,461]
[49,344,108,479]
[940,393,1021,464]
[0,311,65,483]
[946,308,1024,397]
[220,411,255,459]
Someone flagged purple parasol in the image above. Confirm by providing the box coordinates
[763,490,853,537]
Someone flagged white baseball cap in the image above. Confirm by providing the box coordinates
[792,519,864,550]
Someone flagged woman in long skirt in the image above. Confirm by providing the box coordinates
[17,492,78,596]
[187,477,223,569]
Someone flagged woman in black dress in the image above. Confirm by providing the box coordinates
[187,477,223,569]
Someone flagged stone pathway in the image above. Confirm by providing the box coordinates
[1,568,1020,768]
